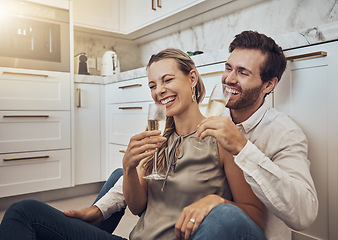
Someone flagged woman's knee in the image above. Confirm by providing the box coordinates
[10,199,43,212]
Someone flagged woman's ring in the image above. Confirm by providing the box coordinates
[189,218,195,223]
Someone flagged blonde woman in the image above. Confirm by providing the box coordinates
[122,48,266,240]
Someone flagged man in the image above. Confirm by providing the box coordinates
[66,31,318,240]
[196,30,318,239]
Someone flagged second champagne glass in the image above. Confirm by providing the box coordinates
[143,103,166,180]
[189,82,231,150]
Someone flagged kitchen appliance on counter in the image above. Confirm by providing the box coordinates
[74,53,89,75]
[101,51,120,76]
[0,0,70,72]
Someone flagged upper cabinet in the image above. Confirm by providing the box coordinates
[72,0,266,41]
[73,0,119,32]
[119,0,203,33]
[25,0,69,9]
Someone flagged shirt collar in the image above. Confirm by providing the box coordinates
[234,103,269,133]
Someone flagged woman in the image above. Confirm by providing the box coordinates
[122,48,266,240]
[0,48,266,240]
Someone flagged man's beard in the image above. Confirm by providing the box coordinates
[227,84,262,110]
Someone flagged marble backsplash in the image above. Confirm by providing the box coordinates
[74,0,338,74]
[138,0,338,66]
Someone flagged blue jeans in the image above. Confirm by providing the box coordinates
[0,169,126,240]
[191,204,267,240]
[0,168,267,240]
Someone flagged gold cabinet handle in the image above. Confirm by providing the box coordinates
[157,0,162,8]
[2,71,48,78]
[77,88,82,108]
[152,0,156,10]
[119,150,126,154]
[286,51,327,62]
[200,71,224,77]
[3,115,49,118]
[4,155,50,161]
[118,107,143,110]
[118,84,142,89]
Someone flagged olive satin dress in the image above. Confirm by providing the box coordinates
[130,131,232,240]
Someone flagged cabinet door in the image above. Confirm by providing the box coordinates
[108,102,149,145]
[0,68,70,110]
[0,111,70,154]
[0,149,71,197]
[274,41,338,240]
[74,84,101,185]
[120,0,202,32]
[106,77,152,104]
[73,0,119,31]
[106,144,126,180]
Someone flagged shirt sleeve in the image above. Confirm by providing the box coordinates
[94,176,126,220]
[234,138,318,231]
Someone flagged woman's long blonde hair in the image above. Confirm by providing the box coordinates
[142,48,206,176]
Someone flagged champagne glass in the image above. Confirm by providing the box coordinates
[189,82,231,150]
[143,103,166,180]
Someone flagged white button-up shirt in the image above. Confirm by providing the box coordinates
[94,176,126,220]
[231,103,318,240]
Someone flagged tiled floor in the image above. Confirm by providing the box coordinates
[0,194,138,239]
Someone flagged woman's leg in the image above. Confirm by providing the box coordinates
[93,168,126,234]
[191,204,267,240]
[0,199,126,240]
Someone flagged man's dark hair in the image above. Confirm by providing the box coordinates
[229,31,287,83]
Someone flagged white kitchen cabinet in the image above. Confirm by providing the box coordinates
[120,0,203,32]
[0,111,70,154]
[107,144,126,178]
[105,76,151,178]
[0,68,71,111]
[74,83,101,185]
[0,68,72,197]
[106,77,152,103]
[73,0,119,32]
[107,102,149,146]
[25,0,69,10]
[0,150,71,198]
[274,41,338,240]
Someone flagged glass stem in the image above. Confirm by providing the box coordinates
[153,148,158,173]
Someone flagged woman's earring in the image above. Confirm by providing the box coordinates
[192,87,196,102]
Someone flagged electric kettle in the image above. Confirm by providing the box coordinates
[101,51,120,76]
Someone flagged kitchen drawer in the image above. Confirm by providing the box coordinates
[0,111,71,154]
[0,67,70,110]
[106,144,126,179]
[106,77,152,104]
[198,62,226,98]
[0,149,71,197]
[107,102,149,145]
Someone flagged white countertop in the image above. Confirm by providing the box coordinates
[74,49,228,84]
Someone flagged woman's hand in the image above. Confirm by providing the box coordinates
[64,205,103,226]
[175,195,227,240]
[122,130,166,172]
[123,130,166,215]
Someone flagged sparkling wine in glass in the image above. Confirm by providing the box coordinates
[143,103,166,180]
[190,83,231,150]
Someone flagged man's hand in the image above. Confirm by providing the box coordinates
[64,205,103,226]
[196,116,247,155]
